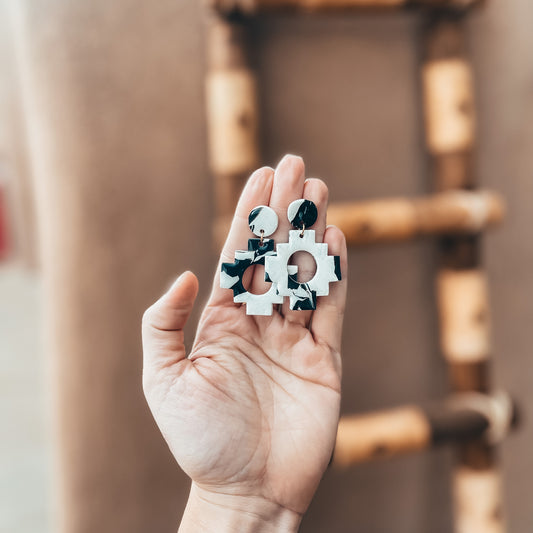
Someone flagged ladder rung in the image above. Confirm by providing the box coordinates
[212,190,504,249]
[327,190,504,245]
[333,392,517,467]
[210,0,482,16]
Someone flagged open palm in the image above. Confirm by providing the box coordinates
[142,155,348,522]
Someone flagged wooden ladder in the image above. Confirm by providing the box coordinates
[204,2,518,531]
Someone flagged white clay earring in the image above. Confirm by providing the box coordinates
[265,199,341,311]
[220,206,285,316]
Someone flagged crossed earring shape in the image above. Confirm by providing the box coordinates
[220,200,342,316]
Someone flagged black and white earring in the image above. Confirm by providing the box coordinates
[265,199,341,311]
[220,206,284,315]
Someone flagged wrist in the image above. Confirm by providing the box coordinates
[179,483,302,533]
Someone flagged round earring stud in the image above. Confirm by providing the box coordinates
[287,199,318,230]
[248,205,278,237]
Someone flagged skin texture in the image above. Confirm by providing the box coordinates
[142,155,348,532]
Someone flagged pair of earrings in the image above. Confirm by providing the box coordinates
[220,199,341,316]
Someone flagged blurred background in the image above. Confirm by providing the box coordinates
[0,0,531,532]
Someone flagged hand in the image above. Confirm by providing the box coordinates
[142,155,348,532]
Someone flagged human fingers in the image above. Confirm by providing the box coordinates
[142,271,199,388]
[247,155,306,301]
[208,167,274,307]
[310,225,347,359]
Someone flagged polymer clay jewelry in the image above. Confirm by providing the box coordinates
[265,199,342,311]
[220,206,285,315]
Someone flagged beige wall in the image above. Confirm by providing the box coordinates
[0,0,36,266]
[7,0,533,531]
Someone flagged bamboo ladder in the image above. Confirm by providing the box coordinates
[204,1,518,531]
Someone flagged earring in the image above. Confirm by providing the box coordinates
[265,199,341,311]
[220,206,284,316]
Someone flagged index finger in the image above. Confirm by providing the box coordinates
[207,166,274,307]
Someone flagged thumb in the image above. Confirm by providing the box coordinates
[142,271,199,379]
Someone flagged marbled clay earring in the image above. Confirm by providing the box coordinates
[220,206,285,316]
[265,199,341,311]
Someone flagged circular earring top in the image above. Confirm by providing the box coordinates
[248,205,278,237]
[287,199,318,230]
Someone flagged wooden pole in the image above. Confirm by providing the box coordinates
[327,190,504,245]
[335,406,433,466]
[422,14,506,533]
[214,189,504,248]
[206,14,260,245]
[333,393,516,467]
[210,0,482,16]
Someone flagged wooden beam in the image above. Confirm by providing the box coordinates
[206,15,260,223]
[333,393,516,467]
[422,14,507,533]
[214,189,504,248]
[210,0,483,16]
[327,190,504,245]
[334,406,432,466]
